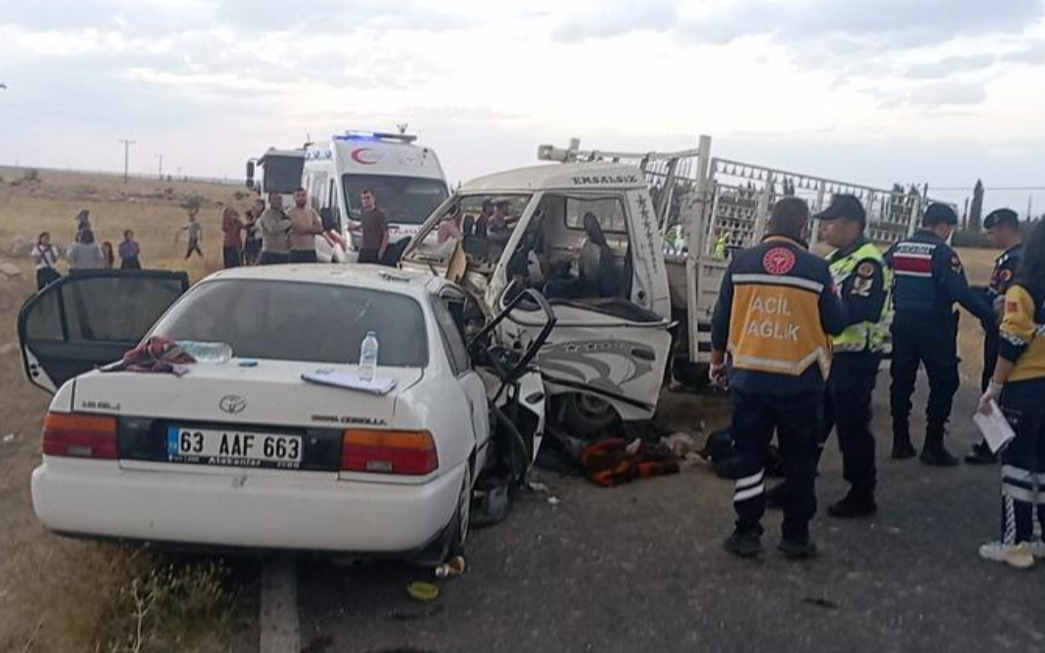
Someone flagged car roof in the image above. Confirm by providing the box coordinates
[203,264,450,299]
[460,163,646,193]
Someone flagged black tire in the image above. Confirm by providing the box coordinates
[559,393,619,439]
[447,463,472,557]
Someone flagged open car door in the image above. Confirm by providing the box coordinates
[18,270,190,394]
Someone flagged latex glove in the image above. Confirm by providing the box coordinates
[978,380,1003,415]
[709,362,729,389]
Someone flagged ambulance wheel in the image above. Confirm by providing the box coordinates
[560,393,619,439]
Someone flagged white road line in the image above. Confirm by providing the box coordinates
[259,559,300,653]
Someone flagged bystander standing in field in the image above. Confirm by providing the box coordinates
[119,229,141,269]
[182,209,204,259]
[258,192,291,265]
[358,189,388,265]
[243,198,265,265]
[74,209,91,238]
[31,231,61,289]
[66,228,104,271]
[221,206,245,268]
[288,187,324,263]
[101,241,115,268]
[977,220,1045,569]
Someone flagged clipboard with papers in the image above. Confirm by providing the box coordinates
[972,400,1016,454]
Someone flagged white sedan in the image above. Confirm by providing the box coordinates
[18,265,552,563]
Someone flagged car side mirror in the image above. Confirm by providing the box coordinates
[319,207,336,231]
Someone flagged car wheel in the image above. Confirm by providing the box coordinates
[448,462,472,556]
[560,392,619,439]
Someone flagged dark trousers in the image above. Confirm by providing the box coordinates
[185,239,203,259]
[357,249,380,264]
[997,378,1045,544]
[731,390,822,541]
[258,251,290,266]
[982,328,999,392]
[223,246,241,268]
[36,267,60,290]
[289,250,318,263]
[120,256,141,270]
[823,352,880,496]
[889,313,960,447]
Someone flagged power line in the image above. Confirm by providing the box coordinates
[155,153,164,179]
[117,139,136,184]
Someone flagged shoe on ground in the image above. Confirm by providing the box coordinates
[1030,541,1045,559]
[724,530,763,558]
[920,447,959,467]
[778,538,819,559]
[978,541,1035,569]
[964,443,998,465]
[764,482,787,510]
[827,493,877,519]
[891,441,917,460]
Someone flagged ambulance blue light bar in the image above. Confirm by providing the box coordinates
[334,130,417,144]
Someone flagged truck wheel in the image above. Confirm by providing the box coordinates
[560,393,619,439]
[672,359,710,391]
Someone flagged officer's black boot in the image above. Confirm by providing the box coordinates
[920,426,959,467]
[965,440,998,465]
[891,420,917,460]
[827,488,877,518]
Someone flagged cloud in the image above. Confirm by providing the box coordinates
[903,54,998,79]
[1000,40,1045,63]
[676,0,1043,48]
[551,0,679,42]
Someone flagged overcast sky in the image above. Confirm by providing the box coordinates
[1,0,1043,213]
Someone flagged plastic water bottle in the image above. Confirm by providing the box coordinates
[359,331,379,381]
[178,341,233,364]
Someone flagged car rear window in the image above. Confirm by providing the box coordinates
[150,280,428,366]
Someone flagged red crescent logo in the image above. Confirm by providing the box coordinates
[350,148,378,165]
[763,247,796,275]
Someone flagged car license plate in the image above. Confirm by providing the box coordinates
[166,426,303,469]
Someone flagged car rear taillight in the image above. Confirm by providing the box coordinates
[42,413,118,460]
[340,429,438,476]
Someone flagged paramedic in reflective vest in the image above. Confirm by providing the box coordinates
[814,194,890,517]
[966,208,1024,465]
[885,203,996,466]
[975,220,1045,569]
[711,197,845,559]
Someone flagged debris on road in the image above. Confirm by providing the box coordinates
[2,433,17,444]
[802,596,840,610]
[0,261,22,277]
[547,496,562,506]
[406,581,439,602]
[434,556,466,579]
[580,438,680,487]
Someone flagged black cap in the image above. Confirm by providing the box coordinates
[923,202,958,226]
[814,194,866,225]
[984,208,1019,229]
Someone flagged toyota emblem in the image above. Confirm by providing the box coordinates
[219,395,247,414]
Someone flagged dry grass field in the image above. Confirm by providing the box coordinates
[0,167,256,653]
[0,166,1001,651]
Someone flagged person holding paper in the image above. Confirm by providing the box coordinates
[977,221,1045,569]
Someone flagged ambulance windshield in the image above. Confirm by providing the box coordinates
[343,175,448,225]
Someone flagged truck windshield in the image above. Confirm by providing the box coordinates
[151,280,428,366]
[401,193,532,267]
[343,175,448,225]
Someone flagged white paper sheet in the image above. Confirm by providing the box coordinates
[972,400,1016,454]
[301,369,398,395]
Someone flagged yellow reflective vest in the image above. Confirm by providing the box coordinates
[828,241,890,353]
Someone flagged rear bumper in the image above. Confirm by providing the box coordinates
[31,459,463,554]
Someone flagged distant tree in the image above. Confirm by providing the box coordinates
[969,179,984,232]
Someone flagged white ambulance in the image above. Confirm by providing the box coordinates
[247,130,450,262]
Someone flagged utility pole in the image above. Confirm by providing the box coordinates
[155,153,164,180]
[118,139,136,183]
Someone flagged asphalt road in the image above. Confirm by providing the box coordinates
[295,379,1044,653]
